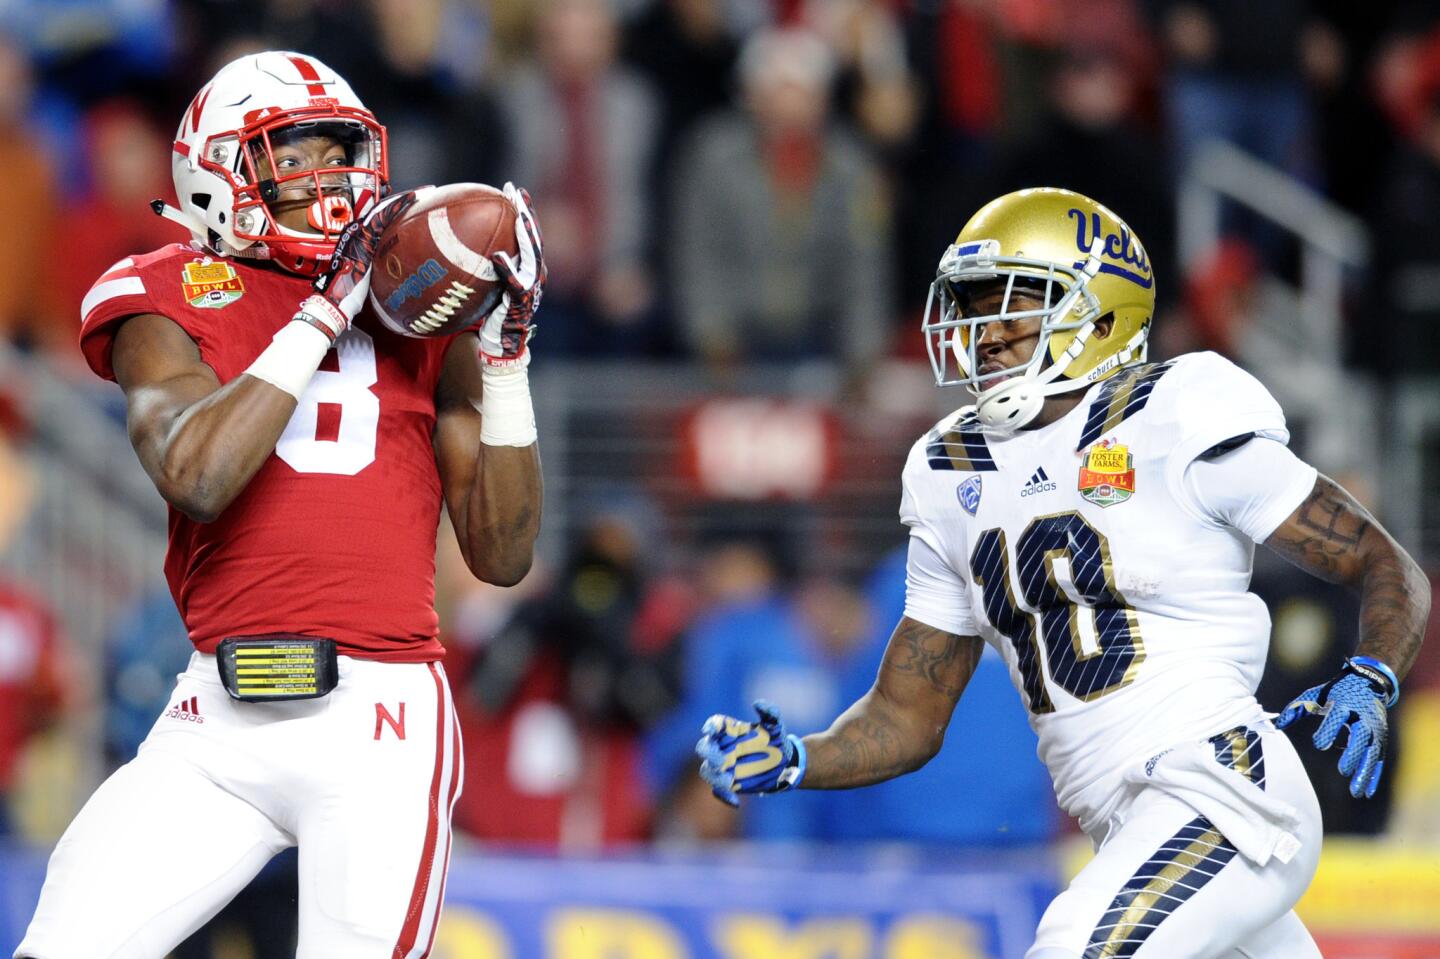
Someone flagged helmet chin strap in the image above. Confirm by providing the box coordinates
[973,333,1097,430]
[974,242,1105,432]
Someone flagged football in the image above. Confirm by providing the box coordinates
[368,183,518,338]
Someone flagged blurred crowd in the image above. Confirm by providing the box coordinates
[1,0,1440,373]
[3,0,1440,952]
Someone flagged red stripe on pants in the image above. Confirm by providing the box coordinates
[392,664,449,958]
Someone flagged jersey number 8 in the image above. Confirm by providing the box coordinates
[276,329,380,476]
[970,511,1145,714]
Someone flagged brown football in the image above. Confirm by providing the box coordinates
[368,183,518,338]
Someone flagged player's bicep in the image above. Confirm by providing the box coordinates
[874,616,982,720]
[1264,473,1377,586]
[111,313,223,472]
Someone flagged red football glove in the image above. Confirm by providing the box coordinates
[477,182,546,369]
[295,190,417,342]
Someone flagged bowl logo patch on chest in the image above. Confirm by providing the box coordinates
[1078,439,1135,508]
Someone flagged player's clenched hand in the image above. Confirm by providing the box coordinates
[477,182,545,370]
[296,190,418,343]
[1275,655,1398,799]
[695,700,806,807]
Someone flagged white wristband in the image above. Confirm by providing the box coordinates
[479,365,538,447]
[243,320,332,400]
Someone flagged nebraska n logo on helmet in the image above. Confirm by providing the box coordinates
[921,188,1156,432]
[156,51,389,277]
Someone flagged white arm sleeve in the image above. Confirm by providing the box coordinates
[1180,437,1318,543]
[902,531,979,636]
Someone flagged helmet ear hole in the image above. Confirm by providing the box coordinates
[191,193,211,210]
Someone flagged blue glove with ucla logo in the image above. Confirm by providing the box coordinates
[1275,655,1398,799]
[695,700,807,807]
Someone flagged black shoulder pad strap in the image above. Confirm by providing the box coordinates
[1199,432,1258,461]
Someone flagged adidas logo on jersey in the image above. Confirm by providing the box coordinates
[164,695,204,724]
[1021,466,1057,497]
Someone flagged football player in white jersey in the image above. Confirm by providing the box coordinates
[694,188,1431,958]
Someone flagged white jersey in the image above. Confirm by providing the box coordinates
[900,351,1317,833]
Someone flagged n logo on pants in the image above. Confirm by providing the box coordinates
[374,702,406,740]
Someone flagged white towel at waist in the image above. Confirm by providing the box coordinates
[1123,738,1303,868]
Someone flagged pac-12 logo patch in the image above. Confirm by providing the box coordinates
[181,259,244,309]
[957,475,982,515]
[1078,439,1135,508]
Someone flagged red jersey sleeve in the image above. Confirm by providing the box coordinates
[79,244,198,381]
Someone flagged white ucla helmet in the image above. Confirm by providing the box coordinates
[160,51,388,276]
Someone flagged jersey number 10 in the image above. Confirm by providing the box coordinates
[970,511,1145,714]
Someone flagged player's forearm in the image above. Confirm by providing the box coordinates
[801,618,979,789]
[462,444,542,586]
[1266,475,1431,680]
[145,378,298,523]
[800,688,943,789]
[1356,538,1430,681]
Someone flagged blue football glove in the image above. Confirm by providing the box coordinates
[695,700,807,807]
[1275,655,1399,799]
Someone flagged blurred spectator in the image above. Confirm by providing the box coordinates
[1370,73,1440,374]
[1174,237,1259,358]
[38,100,179,362]
[624,0,740,158]
[990,44,1173,307]
[453,505,690,847]
[1371,7,1440,144]
[801,0,921,159]
[669,27,891,370]
[0,35,58,350]
[501,0,662,355]
[1150,0,1318,184]
[0,399,69,838]
[352,0,508,190]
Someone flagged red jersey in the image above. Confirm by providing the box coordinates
[80,243,453,662]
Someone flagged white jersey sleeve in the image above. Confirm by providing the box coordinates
[1181,437,1318,542]
[899,433,978,636]
[1151,352,1296,524]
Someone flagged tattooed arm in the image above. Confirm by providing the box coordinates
[800,617,982,790]
[1264,474,1430,679]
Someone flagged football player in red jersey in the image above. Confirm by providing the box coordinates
[16,51,543,959]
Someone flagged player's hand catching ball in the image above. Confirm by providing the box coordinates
[695,700,806,807]
[296,190,418,342]
[1275,655,1398,799]
[477,182,545,370]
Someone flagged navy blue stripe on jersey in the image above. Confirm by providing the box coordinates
[1210,726,1266,790]
[970,528,1055,714]
[1077,361,1176,451]
[1084,816,1240,958]
[927,416,999,472]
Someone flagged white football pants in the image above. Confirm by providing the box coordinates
[1027,721,1323,959]
[16,652,462,959]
